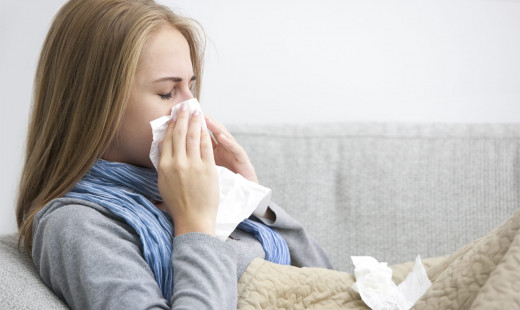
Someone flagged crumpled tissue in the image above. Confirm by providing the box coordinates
[351,255,432,310]
[149,98,272,241]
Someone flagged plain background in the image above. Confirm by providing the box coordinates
[1,0,519,234]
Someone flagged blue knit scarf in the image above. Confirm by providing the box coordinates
[64,159,290,301]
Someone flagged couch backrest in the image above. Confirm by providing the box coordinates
[228,123,520,272]
[0,234,68,309]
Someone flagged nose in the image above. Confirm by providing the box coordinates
[176,86,194,103]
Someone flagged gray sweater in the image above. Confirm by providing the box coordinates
[32,198,332,309]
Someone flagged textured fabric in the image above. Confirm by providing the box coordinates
[237,256,444,309]
[237,217,290,264]
[255,201,333,270]
[237,206,520,309]
[64,160,174,300]
[228,122,520,272]
[31,199,238,309]
[0,234,69,310]
[64,159,290,299]
[25,197,329,309]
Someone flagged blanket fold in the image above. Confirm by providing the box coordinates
[238,208,520,309]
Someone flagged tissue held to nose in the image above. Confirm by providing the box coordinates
[149,98,272,241]
[149,98,206,169]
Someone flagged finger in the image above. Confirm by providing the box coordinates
[186,110,202,159]
[208,129,219,149]
[203,115,222,149]
[205,115,237,143]
[172,103,190,158]
[200,127,215,164]
[216,133,245,159]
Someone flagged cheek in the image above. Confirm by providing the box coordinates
[130,99,171,128]
[138,106,173,146]
[125,89,173,141]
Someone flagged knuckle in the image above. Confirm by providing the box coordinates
[187,131,198,141]
[177,110,189,118]
[158,161,170,176]
[159,157,185,172]
[205,164,217,176]
[171,158,186,170]
[200,165,214,176]
[193,164,205,174]
[190,119,201,130]
[202,128,211,137]
[200,137,212,148]
[173,127,186,138]
[200,139,209,148]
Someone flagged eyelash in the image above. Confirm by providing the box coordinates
[159,84,194,100]
[159,91,174,100]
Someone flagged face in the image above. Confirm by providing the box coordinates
[103,24,195,168]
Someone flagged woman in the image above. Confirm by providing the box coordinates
[16,0,332,309]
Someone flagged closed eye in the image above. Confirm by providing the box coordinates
[159,92,173,100]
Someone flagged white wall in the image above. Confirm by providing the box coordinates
[1,0,519,234]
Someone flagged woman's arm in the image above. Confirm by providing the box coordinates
[32,199,237,310]
[202,115,332,269]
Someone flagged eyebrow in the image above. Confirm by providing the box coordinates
[153,75,197,83]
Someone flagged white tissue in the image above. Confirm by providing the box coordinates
[149,98,208,166]
[149,98,272,241]
[351,255,432,310]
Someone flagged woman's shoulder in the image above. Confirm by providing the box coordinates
[32,197,139,253]
[30,199,166,309]
[34,197,124,228]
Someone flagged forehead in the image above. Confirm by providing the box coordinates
[137,24,193,77]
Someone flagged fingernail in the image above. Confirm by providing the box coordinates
[181,103,188,111]
[172,114,177,122]
[193,110,200,117]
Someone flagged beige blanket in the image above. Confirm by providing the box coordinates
[237,208,520,309]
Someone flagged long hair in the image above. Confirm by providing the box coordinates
[16,0,205,250]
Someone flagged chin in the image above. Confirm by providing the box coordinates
[135,160,155,169]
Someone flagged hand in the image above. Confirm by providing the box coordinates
[157,104,219,236]
[204,115,259,184]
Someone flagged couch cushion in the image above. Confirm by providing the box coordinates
[228,122,520,272]
[0,234,68,309]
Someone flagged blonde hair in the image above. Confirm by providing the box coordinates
[16,0,205,250]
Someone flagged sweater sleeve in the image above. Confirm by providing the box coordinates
[32,201,237,310]
[253,201,334,269]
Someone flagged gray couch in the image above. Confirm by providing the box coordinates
[1,122,519,309]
